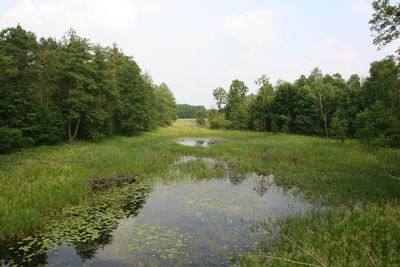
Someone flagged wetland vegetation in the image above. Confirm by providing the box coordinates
[1,1,400,265]
[1,119,399,266]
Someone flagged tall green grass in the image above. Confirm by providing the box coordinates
[1,119,399,264]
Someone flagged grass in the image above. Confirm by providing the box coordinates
[1,119,399,264]
[240,203,400,266]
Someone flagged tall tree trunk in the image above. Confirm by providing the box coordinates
[68,116,81,141]
[319,93,329,139]
[395,82,400,120]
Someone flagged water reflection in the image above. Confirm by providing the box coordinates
[0,240,49,266]
[67,175,306,265]
[1,168,314,266]
[174,137,226,147]
[0,184,150,267]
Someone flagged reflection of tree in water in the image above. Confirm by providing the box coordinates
[123,188,151,217]
[0,184,151,265]
[253,175,274,197]
[196,140,205,146]
[74,190,149,261]
[73,229,114,261]
[229,173,246,185]
[0,239,49,266]
[253,175,272,197]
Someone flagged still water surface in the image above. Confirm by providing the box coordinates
[1,154,314,266]
[47,172,311,266]
[174,137,226,148]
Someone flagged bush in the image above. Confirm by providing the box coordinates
[195,110,206,126]
[208,114,229,129]
[0,127,30,153]
[388,133,400,148]
[355,101,400,147]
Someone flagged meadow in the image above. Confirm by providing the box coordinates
[1,119,399,265]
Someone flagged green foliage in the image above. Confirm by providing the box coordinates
[243,204,400,266]
[1,120,399,263]
[0,127,30,153]
[363,57,399,118]
[177,104,206,118]
[194,110,206,126]
[370,0,400,49]
[330,111,349,143]
[0,25,177,153]
[212,87,227,111]
[247,75,274,131]
[355,101,400,147]
[208,113,229,129]
[153,83,177,127]
[224,80,249,130]
[210,59,400,147]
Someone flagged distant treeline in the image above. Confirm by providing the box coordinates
[177,104,206,118]
[0,25,177,153]
[208,58,400,147]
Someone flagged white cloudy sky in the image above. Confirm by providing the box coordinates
[0,0,398,107]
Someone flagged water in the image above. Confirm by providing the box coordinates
[1,158,312,266]
[174,156,231,170]
[174,137,226,147]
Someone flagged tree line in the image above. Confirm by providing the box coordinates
[208,58,400,147]
[177,104,206,118]
[206,0,400,147]
[0,25,177,153]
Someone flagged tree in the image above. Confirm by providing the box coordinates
[330,110,349,143]
[0,25,179,153]
[81,45,114,140]
[195,110,206,126]
[363,57,399,119]
[208,112,229,129]
[347,74,362,90]
[0,25,39,148]
[250,75,274,131]
[154,83,177,127]
[58,29,97,141]
[308,68,336,138]
[224,80,249,129]
[177,104,206,118]
[370,0,400,49]
[355,101,397,143]
[212,87,227,111]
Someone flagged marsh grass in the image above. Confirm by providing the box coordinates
[240,203,400,266]
[1,119,399,264]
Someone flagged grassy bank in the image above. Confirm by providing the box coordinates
[1,119,399,264]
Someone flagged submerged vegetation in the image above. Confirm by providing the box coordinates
[1,120,399,265]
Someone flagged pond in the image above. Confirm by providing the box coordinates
[174,137,226,148]
[1,158,313,266]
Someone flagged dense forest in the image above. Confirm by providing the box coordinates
[0,25,177,153]
[177,104,206,118]
[208,59,400,147]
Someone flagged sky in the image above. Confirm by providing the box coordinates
[0,0,399,108]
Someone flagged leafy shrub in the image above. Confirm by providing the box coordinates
[209,114,229,129]
[355,101,400,147]
[0,127,31,153]
[195,110,206,126]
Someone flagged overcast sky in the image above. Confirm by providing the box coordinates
[0,0,398,108]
